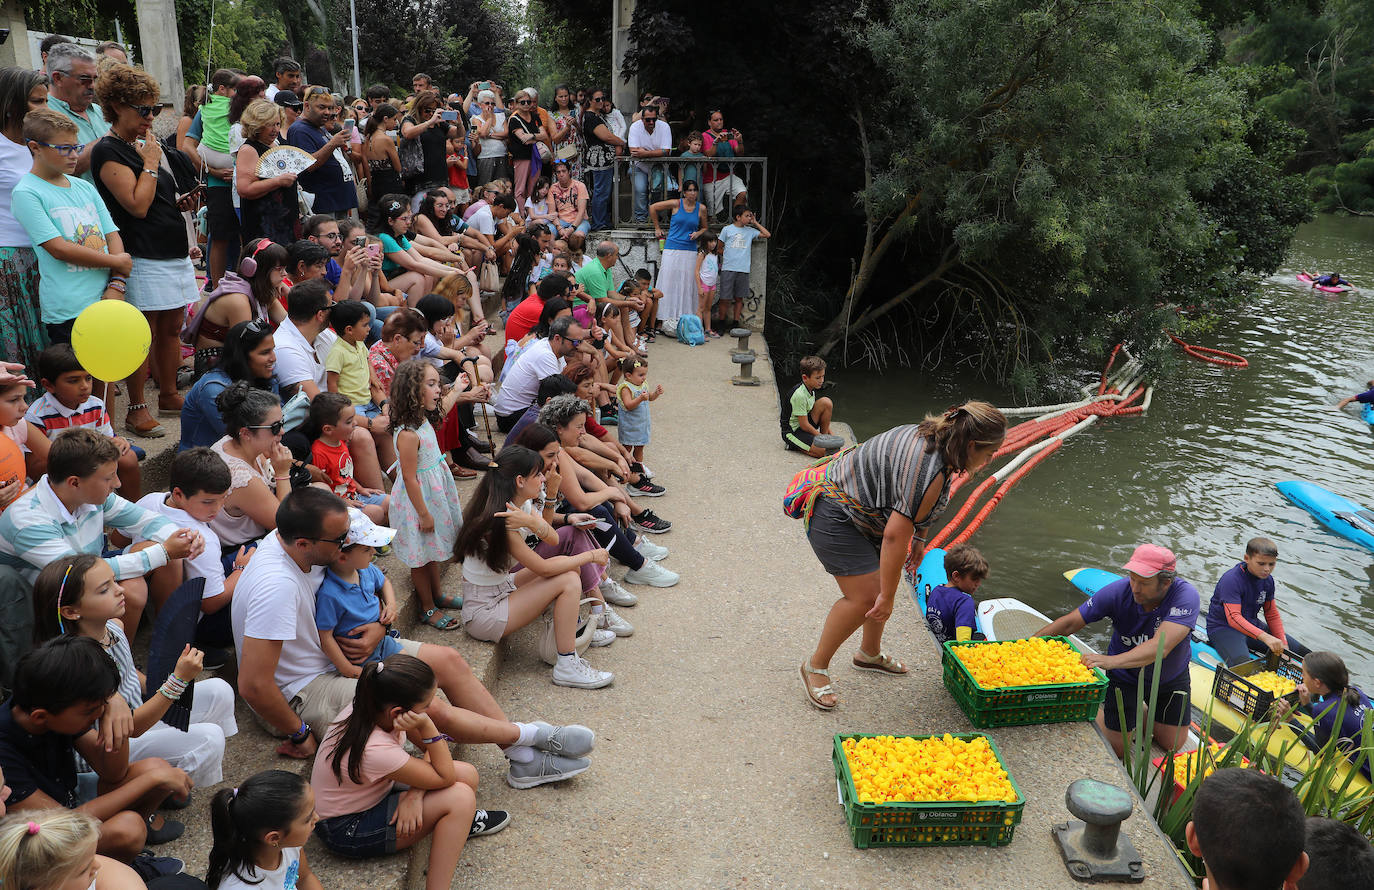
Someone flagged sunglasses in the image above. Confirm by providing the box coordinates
[33,140,86,156]
[307,532,349,547]
[247,420,285,435]
[480,101,495,106]
[305,86,331,97]
[516,99,531,105]
[243,319,270,335]
[132,104,157,118]
[57,72,96,86]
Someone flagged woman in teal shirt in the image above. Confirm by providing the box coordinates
[372,192,483,322]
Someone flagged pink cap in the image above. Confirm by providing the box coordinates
[1122,543,1176,578]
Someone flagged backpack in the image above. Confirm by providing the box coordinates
[676,314,705,346]
[782,447,850,520]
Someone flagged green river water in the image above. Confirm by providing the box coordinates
[831,215,1374,681]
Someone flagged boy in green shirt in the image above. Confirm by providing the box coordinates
[782,355,836,457]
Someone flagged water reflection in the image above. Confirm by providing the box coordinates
[833,215,1374,680]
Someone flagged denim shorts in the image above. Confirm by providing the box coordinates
[315,790,400,857]
[354,489,387,506]
[360,402,384,419]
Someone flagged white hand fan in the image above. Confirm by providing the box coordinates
[255,145,315,179]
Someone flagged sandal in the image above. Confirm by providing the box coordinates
[435,590,464,609]
[144,814,184,845]
[800,661,838,711]
[422,608,461,631]
[124,405,166,438]
[852,649,908,674]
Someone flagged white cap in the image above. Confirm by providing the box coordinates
[346,507,396,547]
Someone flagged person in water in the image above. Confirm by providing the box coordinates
[1305,270,1350,288]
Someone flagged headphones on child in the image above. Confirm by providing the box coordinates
[238,238,274,277]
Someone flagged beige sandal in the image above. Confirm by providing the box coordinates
[801,661,838,711]
[852,649,908,674]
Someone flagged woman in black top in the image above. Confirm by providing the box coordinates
[363,103,403,204]
[234,98,300,247]
[400,90,455,196]
[91,63,200,438]
[508,89,546,208]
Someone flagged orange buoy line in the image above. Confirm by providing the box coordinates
[1167,332,1248,368]
[922,348,1153,552]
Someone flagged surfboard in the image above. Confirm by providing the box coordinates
[1276,480,1374,553]
[1297,272,1352,293]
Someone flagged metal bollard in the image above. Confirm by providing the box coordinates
[731,351,760,386]
[1052,778,1144,882]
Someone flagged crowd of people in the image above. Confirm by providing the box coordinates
[0,39,756,890]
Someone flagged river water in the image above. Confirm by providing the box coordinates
[832,215,1374,680]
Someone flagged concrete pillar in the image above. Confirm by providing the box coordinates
[0,0,34,70]
[134,0,184,105]
[610,0,637,111]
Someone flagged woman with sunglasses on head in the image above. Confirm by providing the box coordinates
[91,63,202,439]
[469,90,508,188]
[507,90,547,207]
[181,319,284,452]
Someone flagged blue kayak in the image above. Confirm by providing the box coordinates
[1275,480,1374,553]
[1064,567,1223,668]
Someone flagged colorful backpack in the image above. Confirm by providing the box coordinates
[782,446,850,522]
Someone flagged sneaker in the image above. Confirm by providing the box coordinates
[624,559,680,588]
[631,509,671,534]
[552,655,614,688]
[529,721,596,757]
[634,536,669,561]
[629,478,666,497]
[469,809,512,837]
[600,407,619,426]
[506,752,591,788]
[599,577,638,607]
[589,627,616,647]
[598,605,634,636]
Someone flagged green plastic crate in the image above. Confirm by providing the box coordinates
[832,733,1026,848]
[942,637,1109,728]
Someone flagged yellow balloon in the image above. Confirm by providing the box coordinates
[71,301,151,382]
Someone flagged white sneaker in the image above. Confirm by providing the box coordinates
[589,627,616,647]
[634,537,669,562]
[552,655,614,688]
[599,577,638,607]
[597,605,634,637]
[623,559,679,588]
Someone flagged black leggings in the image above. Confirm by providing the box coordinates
[586,502,645,570]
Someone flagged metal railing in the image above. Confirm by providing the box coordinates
[610,155,768,231]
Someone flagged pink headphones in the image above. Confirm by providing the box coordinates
[239,238,274,277]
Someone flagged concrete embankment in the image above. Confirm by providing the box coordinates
[127,335,1193,888]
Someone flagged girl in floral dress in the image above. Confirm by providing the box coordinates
[389,359,466,629]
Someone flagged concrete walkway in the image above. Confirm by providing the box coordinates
[449,336,1194,889]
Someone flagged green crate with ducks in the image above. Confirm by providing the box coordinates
[833,733,1027,848]
[942,637,1109,728]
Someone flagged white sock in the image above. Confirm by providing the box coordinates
[513,722,539,747]
[591,604,604,614]
[557,652,578,668]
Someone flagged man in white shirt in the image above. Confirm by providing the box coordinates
[263,57,302,102]
[272,279,335,399]
[627,103,674,222]
[493,316,586,431]
[234,488,596,788]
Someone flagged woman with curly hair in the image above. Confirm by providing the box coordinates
[91,63,200,438]
[0,66,51,375]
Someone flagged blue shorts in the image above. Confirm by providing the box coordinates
[353,490,387,506]
[360,402,384,419]
[315,790,400,857]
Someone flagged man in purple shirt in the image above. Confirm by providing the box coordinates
[1038,543,1200,758]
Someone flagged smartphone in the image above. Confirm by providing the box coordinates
[352,235,367,247]
[571,515,598,528]
[480,81,491,90]
[342,119,354,133]
[367,243,381,258]
[176,183,206,203]
[441,110,458,121]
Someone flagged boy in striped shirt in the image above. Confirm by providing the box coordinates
[0,429,204,638]
[25,344,141,495]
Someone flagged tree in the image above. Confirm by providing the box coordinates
[526,0,612,92]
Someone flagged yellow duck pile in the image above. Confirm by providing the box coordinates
[1247,670,1298,698]
[952,638,1098,688]
[842,734,1018,804]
